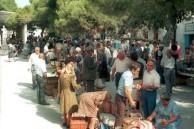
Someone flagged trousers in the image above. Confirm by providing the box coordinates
[36,74,46,104]
[115,94,127,126]
[142,90,157,119]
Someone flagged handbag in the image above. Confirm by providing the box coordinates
[123,113,155,129]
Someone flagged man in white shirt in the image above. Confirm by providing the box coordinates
[35,53,49,105]
[161,49,175,94]
[111,51,130,90]
[28,47,40,90]
[141,59,160,120]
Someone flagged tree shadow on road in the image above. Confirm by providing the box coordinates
[16,84,37,103]
[35,104,65,128]
[16,82,65,128]
[17,82,32,89]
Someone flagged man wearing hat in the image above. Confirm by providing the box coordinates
[82,46,98,92]
[147,92,181,129]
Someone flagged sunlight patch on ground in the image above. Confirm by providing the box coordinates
[175,101,194,107]
[174,87,192,92]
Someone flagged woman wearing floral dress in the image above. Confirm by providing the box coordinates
[77,91,112,129]
[147,92,181,129]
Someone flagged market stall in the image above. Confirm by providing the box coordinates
[177,59,194,86]
[46,68,58,97]
[178,68,194,86]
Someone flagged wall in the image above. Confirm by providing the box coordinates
[176,22,185,58]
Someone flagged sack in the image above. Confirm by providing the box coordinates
[123,113,155,129]
[95,78,105,89]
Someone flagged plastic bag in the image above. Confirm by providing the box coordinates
[95,78,105,89]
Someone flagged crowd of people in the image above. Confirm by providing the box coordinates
[10,35,187,129]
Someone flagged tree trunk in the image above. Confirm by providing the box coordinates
[153,27,158,40]
[41,27,45,37]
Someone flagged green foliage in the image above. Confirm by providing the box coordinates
[3,0,194,38]
[32,0,57,35]
[0,0,18,11]
[55,0,130,36]
[126,0,192,30]
[5,6,34,29]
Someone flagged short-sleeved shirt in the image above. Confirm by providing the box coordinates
[35,58,47,77]
[143,69,160,91]
[29,53,39,67]
[117,70,133,97]
[161,56,175,69]
[155,100,181,126]
[112,57,130,73]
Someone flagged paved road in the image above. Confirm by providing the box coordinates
[0,54,194,129]
[0,55,65,129]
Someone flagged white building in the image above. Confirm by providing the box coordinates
[0,11,13,46]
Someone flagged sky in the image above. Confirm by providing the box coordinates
[15,0,30,8]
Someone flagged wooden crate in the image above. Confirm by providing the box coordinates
[70,117,87,129]
[46,76,58,96]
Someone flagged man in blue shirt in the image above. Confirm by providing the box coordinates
[115,62,141,127]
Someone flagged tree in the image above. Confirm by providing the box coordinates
[55,0,131,38]
[55,0,101,36]
[5,6,34,29]
[120,0,194,44]
[0,0,18,11]
[31,0,57,37]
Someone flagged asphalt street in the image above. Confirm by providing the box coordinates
[0,54,194,129]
